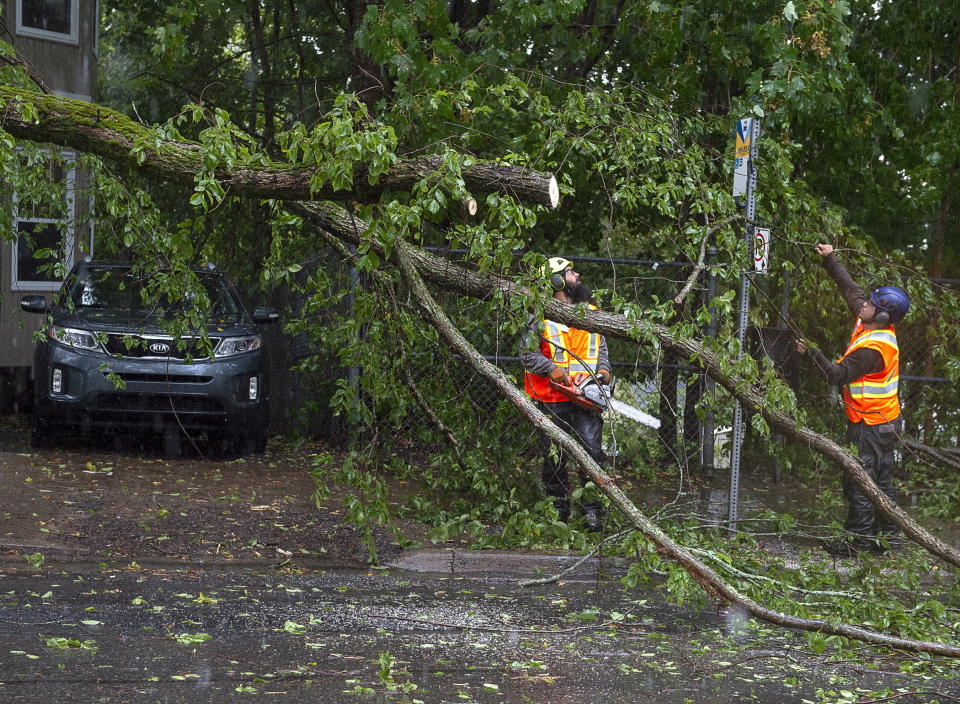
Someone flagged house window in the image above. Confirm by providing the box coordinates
[16,0,79,44]
[11,152,77,291]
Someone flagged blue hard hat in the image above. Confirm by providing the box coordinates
[870,286,910,324]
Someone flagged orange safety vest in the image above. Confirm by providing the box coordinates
[566,304,602,376]
[524,318,570,403]
[837,320,900,425]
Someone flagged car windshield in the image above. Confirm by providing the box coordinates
[64,266,243,325]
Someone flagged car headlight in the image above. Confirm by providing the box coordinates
[48,326,100,351]
[215,334,262,357]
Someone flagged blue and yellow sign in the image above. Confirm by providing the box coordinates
[732,117,753,201]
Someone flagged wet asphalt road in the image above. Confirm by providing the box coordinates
[0,552,945,703]
[2,424,959,702]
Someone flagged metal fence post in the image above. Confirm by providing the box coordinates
[729,117,760,531]
[701,245,718,478]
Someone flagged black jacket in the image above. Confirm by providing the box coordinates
[807,252,884,386]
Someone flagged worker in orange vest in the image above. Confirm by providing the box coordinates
[521,257,612,531]
[796,243,910,557]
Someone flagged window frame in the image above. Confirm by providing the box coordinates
[15,0,80,45]
[11,149,78,292]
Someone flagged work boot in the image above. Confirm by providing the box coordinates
[582,506,602,533]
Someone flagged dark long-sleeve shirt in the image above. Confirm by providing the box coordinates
[807,252,883,386]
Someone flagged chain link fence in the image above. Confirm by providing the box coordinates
[269,242,957,489]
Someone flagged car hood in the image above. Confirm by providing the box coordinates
[50,310,257,338]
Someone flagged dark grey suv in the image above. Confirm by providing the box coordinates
[20,260,279,454]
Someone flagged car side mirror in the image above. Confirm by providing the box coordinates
[252,307,280,324]
[20,295,49,314]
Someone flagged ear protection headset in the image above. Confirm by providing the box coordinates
[873,308,891,326]
[547,257,573,291]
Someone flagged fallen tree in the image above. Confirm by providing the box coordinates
[392,237,960,657]
[290,200,960,572]
[0,87,559,208]
[4,88,959,654]
[3,86,945,565]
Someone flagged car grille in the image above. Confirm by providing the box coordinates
[92,393,225,414]
[104,372,214,384]
[104,334,218,360]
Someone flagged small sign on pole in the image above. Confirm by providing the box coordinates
[732,118,754,205]
[753,226,771,273]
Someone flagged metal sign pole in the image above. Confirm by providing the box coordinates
[728,117,760,531]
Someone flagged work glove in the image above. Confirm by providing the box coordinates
[548,367,570,385]
[596,369,612,385]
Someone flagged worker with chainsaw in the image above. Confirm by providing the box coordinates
[521,256,611,532]
[796,243,910,557]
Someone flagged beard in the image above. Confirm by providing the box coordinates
[568,282,594,304]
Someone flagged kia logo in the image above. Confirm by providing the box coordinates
[149,342,171,354]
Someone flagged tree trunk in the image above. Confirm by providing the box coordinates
[0,88,560,208]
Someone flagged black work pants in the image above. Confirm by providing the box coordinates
[538,401,604,510]
[844,419,899,546]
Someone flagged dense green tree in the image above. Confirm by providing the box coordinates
[4,0,960,657]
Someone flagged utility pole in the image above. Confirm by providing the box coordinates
[728,117,760,530]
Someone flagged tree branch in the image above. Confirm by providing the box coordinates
[902,437,960,471]
[0,87,559,208]
[289,200,960,572]
[392,234,960,657]
[672,213,736,306]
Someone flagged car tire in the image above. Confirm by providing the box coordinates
[228,426,268,456]
[30,416,56,450]
[163,427,183,460]
[251,427,268,454]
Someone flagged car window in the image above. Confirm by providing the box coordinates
[66,267,243,324]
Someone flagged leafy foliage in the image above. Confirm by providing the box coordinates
[3,0,960,658]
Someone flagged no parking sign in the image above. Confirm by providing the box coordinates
[753,227,770,273]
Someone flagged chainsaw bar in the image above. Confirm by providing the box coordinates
[552,376,662,429]
[606,397,661,429]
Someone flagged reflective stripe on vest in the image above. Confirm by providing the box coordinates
[837,320,901,424]
[523,318,571,403]
[544,321,568,364]
[567,304,601,375]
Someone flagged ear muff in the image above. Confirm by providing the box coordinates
[546,257,573,291]
[874,308,890,326]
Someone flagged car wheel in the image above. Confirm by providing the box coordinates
[251,427,268,454]
[162,427,183,459]
[230,426,268,456]
[30,415,56,450]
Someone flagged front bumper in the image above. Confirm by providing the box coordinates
[34,341,269,432]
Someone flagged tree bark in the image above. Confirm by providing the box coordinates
[289,199,960,571]
[0,87,559,208]
[393,236,960,658]
[902,437,960,472]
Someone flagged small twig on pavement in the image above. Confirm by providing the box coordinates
[519,529,633,587]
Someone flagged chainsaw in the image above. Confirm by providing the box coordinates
[549,373,661,429]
